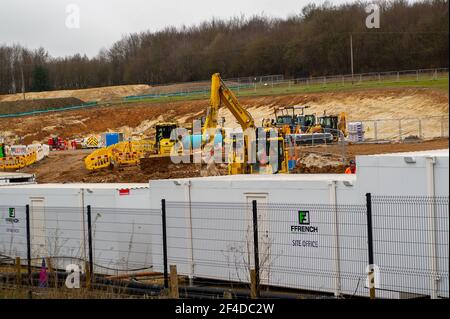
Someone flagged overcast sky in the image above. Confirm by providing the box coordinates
[1,0,355,58]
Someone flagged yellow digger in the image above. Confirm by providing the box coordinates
[204,73,289,174]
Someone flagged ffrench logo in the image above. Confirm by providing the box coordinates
[298,211,310,225]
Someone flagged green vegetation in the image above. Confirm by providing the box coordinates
[0,1,448,94]
[119,77,449,106]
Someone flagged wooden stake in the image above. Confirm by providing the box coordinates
[46,258,57,288]
[85,261,91,289]
[15,257,21,285]
[250,269,257,299]
[169,265,179,299]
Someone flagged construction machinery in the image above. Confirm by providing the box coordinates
[203,73,289,174]
[154,123,178,155]
[272,105,318,134]
[269,106,348,144]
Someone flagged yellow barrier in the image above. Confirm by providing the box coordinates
[84,140,155,170]
[84,147,111,170]
[0,151,37,170]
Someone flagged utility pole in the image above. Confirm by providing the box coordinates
[350,33,354,84]
[21,64,25,100]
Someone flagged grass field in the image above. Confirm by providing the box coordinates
[122,77,449,105]
[1,77,448,116]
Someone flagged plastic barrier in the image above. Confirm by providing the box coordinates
[9,145,28,156]
[84,147,112,170]
[113,151,140,165]
[27,144,50,162]
[84,140,155,170]
[0,151,37,170]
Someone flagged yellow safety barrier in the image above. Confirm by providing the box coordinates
[0,151,37,170]
[84,139,155,170]
[113,151,140,165]
[84,147,112,170]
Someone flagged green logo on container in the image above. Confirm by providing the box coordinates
[8,208,15,218]
[298,210,310,225]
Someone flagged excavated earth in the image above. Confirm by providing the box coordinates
[0,85,447,183]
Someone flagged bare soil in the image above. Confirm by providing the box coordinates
[16,138,448,183]
[0,87,448,145]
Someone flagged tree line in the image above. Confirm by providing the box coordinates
[0,0,448,95]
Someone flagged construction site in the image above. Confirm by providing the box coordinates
[0,70,448,300]
[0,0,449,304]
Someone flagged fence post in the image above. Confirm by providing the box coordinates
[250,269,258,299]
[86,205,94,287]
[418,119,422,139]
[162,199,169,289]
[15,257,21,285]
[397,71,399,82]
[252,200,260,298]
[169,265,179,298]
[416,70,419,81]
[365,193,376,299]
[374,121,378,141]
[25,204,31,286]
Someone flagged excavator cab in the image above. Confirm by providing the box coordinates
[250,129,289,174]
[319,116,339,130]
[318,112,347,141]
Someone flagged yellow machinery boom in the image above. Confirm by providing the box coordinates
[204,73,288,174]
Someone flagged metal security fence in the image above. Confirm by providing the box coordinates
[163,201,368,297]
[0,194,449,299]
[354,115,449,142]
[371,196,449,299]
[3,68,446,118]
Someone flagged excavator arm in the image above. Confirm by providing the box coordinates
[203,73,255,133]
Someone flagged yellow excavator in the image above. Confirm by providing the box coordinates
[204,73,289,174]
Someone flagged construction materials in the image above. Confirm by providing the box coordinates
[348,122,365,142]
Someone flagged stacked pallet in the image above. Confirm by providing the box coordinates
[348,122,364,142]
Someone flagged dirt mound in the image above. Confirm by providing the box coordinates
[292,153,346,174]
[0,85,150,103]
[0,97,86,115]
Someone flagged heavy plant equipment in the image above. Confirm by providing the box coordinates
[154,122,178,155]
[203,73,289,174]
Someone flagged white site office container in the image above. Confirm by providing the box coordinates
[0,149,448,298]
[0,184,151,274]
[147,149,448,298]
